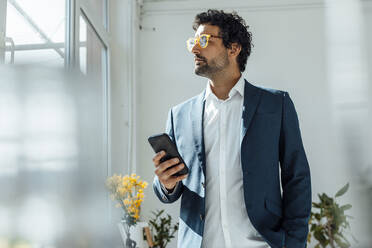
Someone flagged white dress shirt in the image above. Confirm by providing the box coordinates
[200,76,270,248]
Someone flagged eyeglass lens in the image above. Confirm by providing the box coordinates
[199,36,208,48]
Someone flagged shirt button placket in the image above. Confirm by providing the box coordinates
[221,102,232,247]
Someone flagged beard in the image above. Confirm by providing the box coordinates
[194,50,229,77]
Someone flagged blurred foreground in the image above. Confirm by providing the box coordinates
[0,65,118,248]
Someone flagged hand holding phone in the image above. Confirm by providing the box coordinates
[149,133,189,191]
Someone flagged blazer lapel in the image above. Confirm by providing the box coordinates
[241,80,262,144]
[192,90,206,176]
[191,81,260,175]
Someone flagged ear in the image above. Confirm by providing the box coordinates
[228,43,241,58]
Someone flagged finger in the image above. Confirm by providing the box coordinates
[162,173,188,187]
[152,150,166,166]
[165,163,185,178]
[154,158,179,177]
[174,173,188,182]
[157,163,184,182]
[158,157,180,173]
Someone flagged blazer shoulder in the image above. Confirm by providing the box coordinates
[254,84,287,98]
[249,82,288,113]
[171,91,204,114]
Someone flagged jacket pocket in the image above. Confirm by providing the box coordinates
[264,197,283,218]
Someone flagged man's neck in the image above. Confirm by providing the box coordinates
[208,70,242,100]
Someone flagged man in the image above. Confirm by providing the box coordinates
[152,9,311,248]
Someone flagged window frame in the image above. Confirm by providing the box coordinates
[70,0,111,178]
[1,0,111,178]
[0,0,7,62]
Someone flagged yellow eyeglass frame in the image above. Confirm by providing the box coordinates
[186,34,223,52]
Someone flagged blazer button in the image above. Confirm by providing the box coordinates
[200,214,204,221]
[201,182,205,188]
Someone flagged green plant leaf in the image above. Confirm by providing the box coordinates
[340,204,352,212]
[335,183,349,198]
[314,228,327,245]
[311,224,317,231]
[315,213,321,221]
[148,208,178,248]
[308,182,358,248]
[312,202,322,208]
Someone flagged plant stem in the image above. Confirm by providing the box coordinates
[326,221,335,248]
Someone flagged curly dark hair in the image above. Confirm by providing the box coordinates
[192,9,253,72]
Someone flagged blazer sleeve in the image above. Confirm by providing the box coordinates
[279,92,312,248]
[153,108,184,203]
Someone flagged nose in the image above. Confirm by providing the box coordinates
[191,42,200,55]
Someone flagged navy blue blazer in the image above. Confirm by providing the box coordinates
[153,80,312,248]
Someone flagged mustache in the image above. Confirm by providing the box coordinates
[194,55,206,61]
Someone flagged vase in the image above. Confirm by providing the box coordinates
[117,221,149,248]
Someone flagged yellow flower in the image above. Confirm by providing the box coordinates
[106,173,148,221]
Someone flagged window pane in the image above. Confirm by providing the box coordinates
[78,13,110,246]
[5,49,64,67]
[79,16,87,75]
[79,14,106,80]
[78,13,108,175]
[0,66,113,247]
[86,0,107,30]
[5,0,65,65]
[7,0,65,44]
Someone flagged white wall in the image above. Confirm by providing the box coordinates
[133,0,372,247]
[109,0,139,245]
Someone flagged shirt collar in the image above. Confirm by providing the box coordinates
[203,75,245,101]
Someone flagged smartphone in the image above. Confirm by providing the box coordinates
[148,133,189,177]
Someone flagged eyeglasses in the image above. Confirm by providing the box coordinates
[186,34,223,52]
